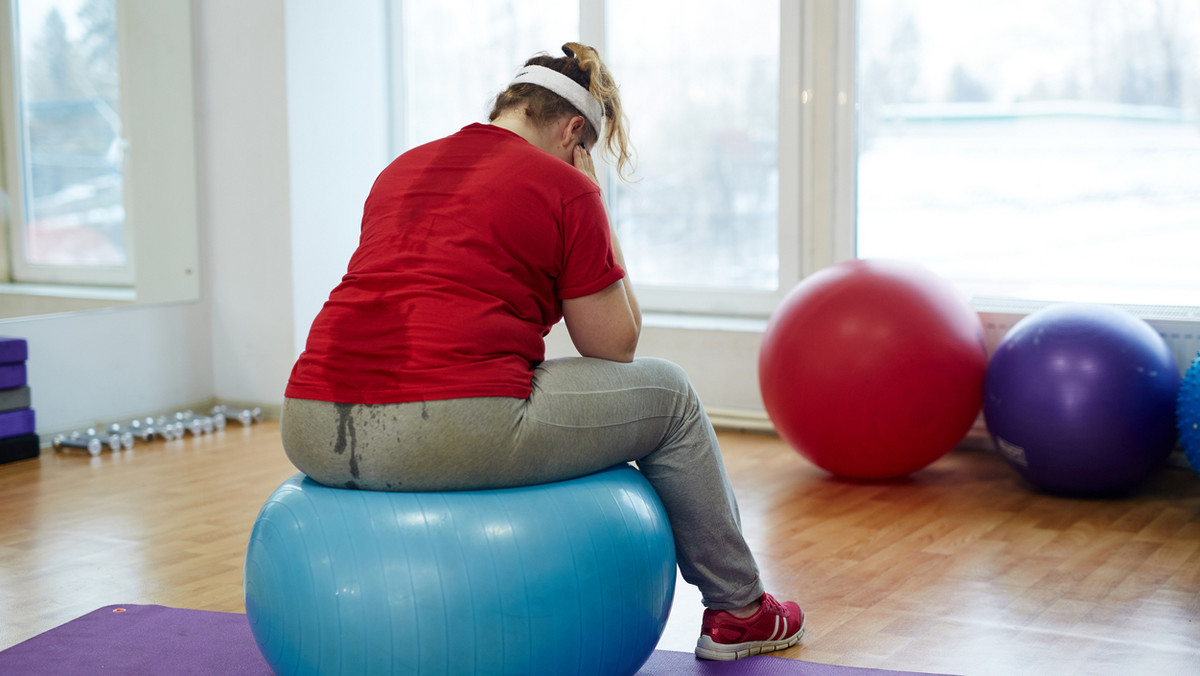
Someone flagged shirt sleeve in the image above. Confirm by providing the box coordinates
[556,189,626,300]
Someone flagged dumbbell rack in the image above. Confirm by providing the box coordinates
[52,405,264,457]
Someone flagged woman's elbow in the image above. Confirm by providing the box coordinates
[606,340,639,363]
[578,327,639,363]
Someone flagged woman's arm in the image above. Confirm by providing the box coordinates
[562,279,640,362]
[562,146,642,362]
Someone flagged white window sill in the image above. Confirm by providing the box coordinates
[644,298,1200,336]
[643,312,768,333]
[0,284,136,320]
[0,283,136,302]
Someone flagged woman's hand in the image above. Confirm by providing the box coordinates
[573,145,599,186]
[564,142,642,362]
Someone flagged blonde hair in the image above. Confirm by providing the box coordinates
[490,43,635,182]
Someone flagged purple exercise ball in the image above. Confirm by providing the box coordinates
[984,303,1180,496]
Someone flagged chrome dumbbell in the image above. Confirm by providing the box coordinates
[103,423,135,451]
[173,410,222,436]
[52,431,105,456]
[130,417,185,442]
[123,418,159,442]
[211,405,262,426]
[81,427,127,453]
[152,416,187,441]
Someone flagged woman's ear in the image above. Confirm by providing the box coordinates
[563,115,587,147]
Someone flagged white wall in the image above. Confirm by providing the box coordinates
[197,0,297,409]
[284,0,392,358]
[199,0,394,410]
[0,302,212,435]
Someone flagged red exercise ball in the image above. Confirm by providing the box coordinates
[759,259,987,479]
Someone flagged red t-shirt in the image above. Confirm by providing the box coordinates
[285,124,624,404]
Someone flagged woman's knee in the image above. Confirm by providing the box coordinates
[534,356,691,395]
[635,356,688,383]
[633,357,698,403]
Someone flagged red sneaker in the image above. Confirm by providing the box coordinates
[695,593,805,661]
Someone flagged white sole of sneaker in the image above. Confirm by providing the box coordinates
[694,622,806,661]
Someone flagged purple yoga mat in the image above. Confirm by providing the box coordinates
[0,408,33,438]
[0,605,955,676]
[0,336,27,364]
[0,362,26,389]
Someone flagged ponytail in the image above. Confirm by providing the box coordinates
[490,43,636,182]
[561,42,635,182]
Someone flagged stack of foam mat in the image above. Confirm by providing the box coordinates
[0,336,38,464]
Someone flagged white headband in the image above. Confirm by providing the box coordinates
[510,65,604,136]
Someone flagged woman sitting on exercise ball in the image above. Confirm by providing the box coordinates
[281,42,803,662]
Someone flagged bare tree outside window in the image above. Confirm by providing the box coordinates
[857,0,1200,307]
[15,0,123,268]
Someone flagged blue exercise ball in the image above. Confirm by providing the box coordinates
[244,465,676,676]
[984,303,1180,496]
[1178,355,1200,476]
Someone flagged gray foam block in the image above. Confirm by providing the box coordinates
[0,386,31,412]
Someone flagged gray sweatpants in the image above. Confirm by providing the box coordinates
[281,356,763,610]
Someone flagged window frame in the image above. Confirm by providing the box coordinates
[846,0,1200,315]
[595,0,1200,319]
[386,1,851,319]
[0,0,200,318]
[595,0,859,318]
[587,0,822,318]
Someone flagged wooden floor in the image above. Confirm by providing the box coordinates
[1,422,1198,675]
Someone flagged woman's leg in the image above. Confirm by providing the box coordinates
[280,356,763,610]
[517,357,764,611]
[282,396,559,491]
[281,392,633,491]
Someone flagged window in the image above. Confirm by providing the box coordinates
[5,0,129,286]
[606,0,780,295]
[856,0,1200,308]
[388,1,792,317]
[388,0,577,151]
[0,0,200,319]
